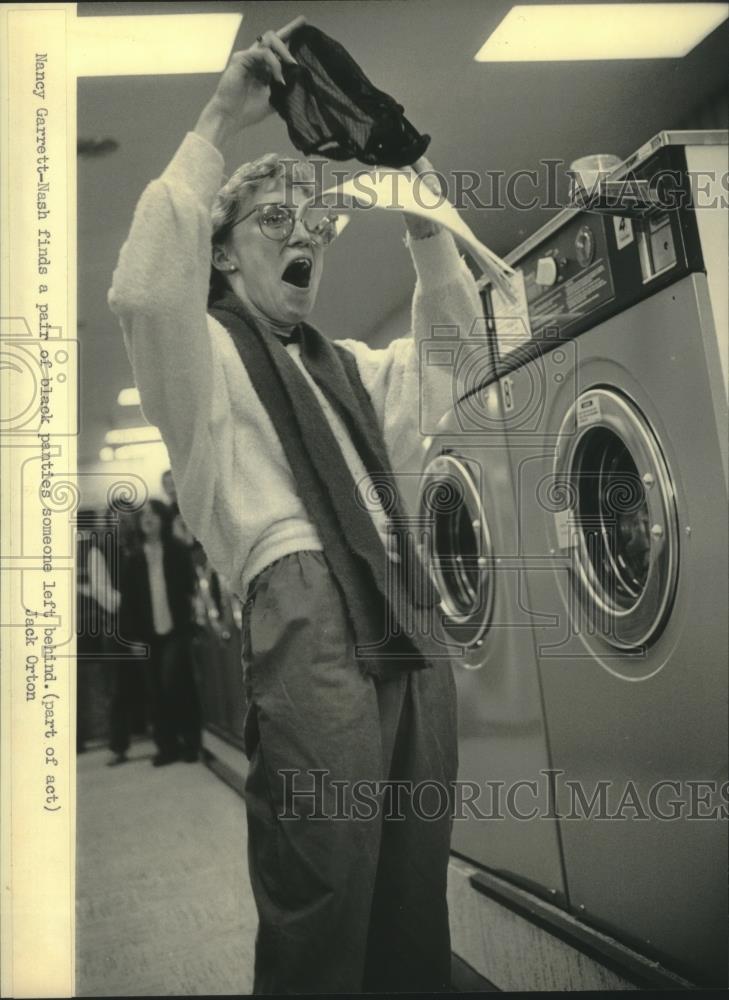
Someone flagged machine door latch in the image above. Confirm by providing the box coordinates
[501,376,515,412]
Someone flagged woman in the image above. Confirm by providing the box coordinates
[109,18,483,993]
[117,500,201,767]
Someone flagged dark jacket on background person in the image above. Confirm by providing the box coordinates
[113,534,201,763]
[120,537,197,644]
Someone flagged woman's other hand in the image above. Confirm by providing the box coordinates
[404,155,444,240]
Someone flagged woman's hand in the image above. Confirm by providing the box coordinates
[194,16,306,151]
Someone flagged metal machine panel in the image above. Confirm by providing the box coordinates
[684,142,729,398]
[485,136,726,379]
[419,385,566,903]
[502,275,728,985]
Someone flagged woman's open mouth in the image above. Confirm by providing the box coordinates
[281,257,313,289]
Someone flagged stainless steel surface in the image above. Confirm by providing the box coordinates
[502,274,728,984]
[684,142,729,407]
[419,387,566,901]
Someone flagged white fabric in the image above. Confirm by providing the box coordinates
[316,169,517,302]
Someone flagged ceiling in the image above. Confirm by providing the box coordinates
[77,0,729,465]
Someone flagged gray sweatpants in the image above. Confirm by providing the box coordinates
[241,551,458,994]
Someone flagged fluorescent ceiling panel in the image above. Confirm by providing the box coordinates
[116,386,139,406]
[72,13,242,76]
[475,3,729,60]
[105,425,161,445]
[112,442,168,462]
[117,387,141,407]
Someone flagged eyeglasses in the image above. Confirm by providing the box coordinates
[230,202,340,247]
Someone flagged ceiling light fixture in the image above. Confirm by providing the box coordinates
[112,442,168,462]
[117,387,141,407]
[72,12,243,77]
[475,3,729,61]
[105,425,161,445]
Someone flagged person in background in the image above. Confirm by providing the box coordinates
[76,514,120,753]
[106,509,148,765]
[119,499,202,766]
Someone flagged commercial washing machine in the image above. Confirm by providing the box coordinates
[417,335,567,903]
[485,131,728,986]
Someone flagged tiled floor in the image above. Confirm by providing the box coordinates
[75,741,256,996]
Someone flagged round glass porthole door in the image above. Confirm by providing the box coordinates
[553,388,679,650]
[419,453,494,648]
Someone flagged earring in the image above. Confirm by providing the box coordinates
[227,265,236,272]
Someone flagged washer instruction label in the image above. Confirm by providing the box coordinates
[527,258,615,338]
[577,394,603,427]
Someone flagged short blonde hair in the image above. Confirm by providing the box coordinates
[211,153,317,245]
[208,154,319,304]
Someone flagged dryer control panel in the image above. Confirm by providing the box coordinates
[486,141,706,373]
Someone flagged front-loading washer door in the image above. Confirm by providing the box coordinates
[419,452,494,652]
[553,387,680,650]
[419,440,568,902]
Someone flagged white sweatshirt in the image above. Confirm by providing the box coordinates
[108,131,483,596]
